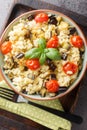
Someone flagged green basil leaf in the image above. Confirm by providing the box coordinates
[38,38,46,49]
[39,53,46,65]
[25,48,41,58]
[46,48,61,60]
[29,52,41,59]
[44,48,49,53]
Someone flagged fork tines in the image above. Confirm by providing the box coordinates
[0,87,15,94]
[0,87,16,101]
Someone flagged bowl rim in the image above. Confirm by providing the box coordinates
[0,9,87,101]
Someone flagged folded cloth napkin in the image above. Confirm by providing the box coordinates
[0,80,72,130]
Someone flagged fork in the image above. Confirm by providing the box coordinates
[0,86,83,124]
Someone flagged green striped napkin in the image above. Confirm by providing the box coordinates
[0,80,72,130]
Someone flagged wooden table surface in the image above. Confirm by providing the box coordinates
[0,0,87,130]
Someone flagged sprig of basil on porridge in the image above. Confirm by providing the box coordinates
[25,37,61,65]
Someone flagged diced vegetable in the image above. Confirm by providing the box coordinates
[25,59,40,70]
[46,36,59,48]
[70,35,83,48]
[1,41,12,54]
[63,62,78,76]
[46,80,59,92]
[35,13,48,23]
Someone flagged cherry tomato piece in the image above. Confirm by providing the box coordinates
[0,41,12,54]
[46,36,59,48]
[35,13,48,23]
[63,62,78,76]
[25,59,40,70]
[70,35,83,48]
[46,80,59,93]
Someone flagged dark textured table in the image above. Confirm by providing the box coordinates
[0,0,87,130]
